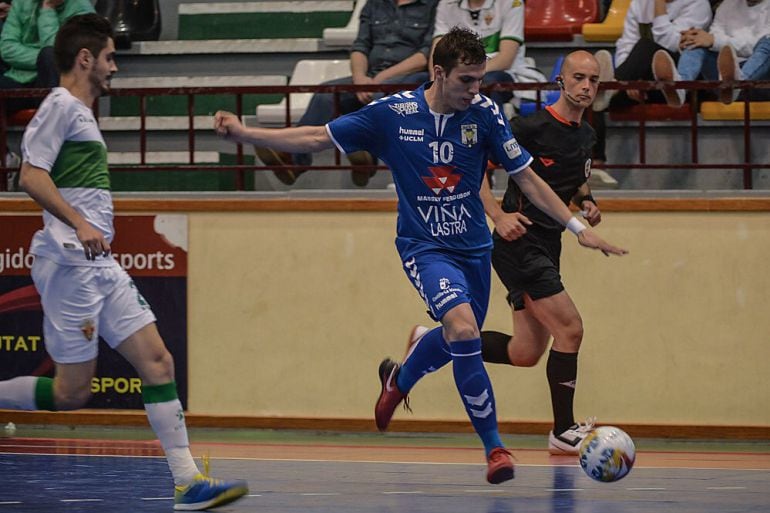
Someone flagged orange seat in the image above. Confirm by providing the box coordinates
[582,0,631,42]
[7,108,36,126]
[700,101,770,121]
[525,0,599,41]
[609,103,692,122]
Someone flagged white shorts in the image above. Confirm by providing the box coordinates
[31,256,157,364]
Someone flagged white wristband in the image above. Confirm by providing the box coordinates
[566,217,587,235]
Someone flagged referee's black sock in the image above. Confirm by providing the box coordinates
[480,331,513,365]
[547,349,578,435]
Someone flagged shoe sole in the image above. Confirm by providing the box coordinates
[255,146,304,185]
[348,151,377,187]
[548,445,579,456]
[717,48,736,105]
[652,51,683,108]
[352,169,376,187]
[592,50,615,112]
[487,465,515,484]
[174,484,249,511]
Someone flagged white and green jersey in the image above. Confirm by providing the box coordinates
[433,0,531,80]
[22,87,114,267]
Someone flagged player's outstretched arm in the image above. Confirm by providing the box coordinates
[19,163,110,261]
[213,111,335,154]
[513,167,627,256]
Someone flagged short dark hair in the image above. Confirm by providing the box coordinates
[432,26,486,76]
[54,14,114,73]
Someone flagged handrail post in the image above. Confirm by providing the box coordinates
[743,85,752,189]
[236,93,244,191]
[140,95,147,165]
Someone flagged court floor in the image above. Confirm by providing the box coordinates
[1,429,769,512]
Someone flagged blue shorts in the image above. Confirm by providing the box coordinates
[401,249,491,326]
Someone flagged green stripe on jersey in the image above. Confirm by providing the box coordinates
[482,32,502,54]
[142,382,179,404]
[51,141,110,190]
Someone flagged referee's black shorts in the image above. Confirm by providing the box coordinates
[491,230,564,311]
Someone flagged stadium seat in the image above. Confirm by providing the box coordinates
[609,103,692,122]
[700,101,770,121]
[525,0,599,41]
[6,108,36,126]
[323,0,365,47]
[256,59,350,125]
[582,0,631,42]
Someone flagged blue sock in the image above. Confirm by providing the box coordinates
[397,327,452,393]
[450,338,504,455]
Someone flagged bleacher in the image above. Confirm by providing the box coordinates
[2,0,768,192]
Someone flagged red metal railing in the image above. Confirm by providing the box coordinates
[1,79,768,191]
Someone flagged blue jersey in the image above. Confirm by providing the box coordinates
[328,82,532,259]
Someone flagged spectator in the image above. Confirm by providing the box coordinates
[0,0,95,114]
[0,3,11,75]
[717,34,770,103]
[652,0,768,107]
[590,0,712,187]
[430,0,545,109]
[256,0,438,187]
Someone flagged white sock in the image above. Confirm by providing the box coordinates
[0,376,39,410]
[145,397,200,486]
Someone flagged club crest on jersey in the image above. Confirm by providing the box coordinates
[460,124,478,147]
[503,138,522,159]
[389,102,419,116]
[422,166,462,195]
[484,12,494,25]
[81,319,95,341]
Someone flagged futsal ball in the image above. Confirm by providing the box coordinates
[578,426,635,482]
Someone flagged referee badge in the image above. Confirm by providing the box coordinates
[461,124,478,147]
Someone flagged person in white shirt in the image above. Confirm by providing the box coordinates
[589,0,711,188]
[430,0,544,108]
[0,14,248,511]
[653,0,769,106]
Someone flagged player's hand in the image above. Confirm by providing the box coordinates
[353,75,376,104]
[580,200,602,227]
[213,111,245,142]
[494,212,531,241]
[577,229,627,257]
[76,223,110,261]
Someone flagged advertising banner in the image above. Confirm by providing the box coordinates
[0,215,188,409]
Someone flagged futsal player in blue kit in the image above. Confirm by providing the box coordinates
[214,27,627,484]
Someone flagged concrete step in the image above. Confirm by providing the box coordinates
[109,76,286,116]
[125,38,328,55]
[178,1,352,40]
[108,151,220,164]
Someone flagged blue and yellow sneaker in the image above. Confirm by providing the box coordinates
[173,474,248,511]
